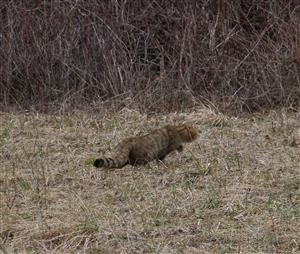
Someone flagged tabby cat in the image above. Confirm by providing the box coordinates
[93,124,198,169]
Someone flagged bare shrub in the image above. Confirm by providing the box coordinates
[0,1,300,112]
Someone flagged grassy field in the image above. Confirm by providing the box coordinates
[0,108,299,254]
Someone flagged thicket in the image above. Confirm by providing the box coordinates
[1,0,300,112]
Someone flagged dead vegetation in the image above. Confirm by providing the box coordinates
[0,108,299,253]
[1,1,300,112]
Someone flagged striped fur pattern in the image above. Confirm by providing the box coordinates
[93,124,198,169]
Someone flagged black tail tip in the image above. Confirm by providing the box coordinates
[93,158,104,168]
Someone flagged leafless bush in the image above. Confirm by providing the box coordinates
[1,0,300,113]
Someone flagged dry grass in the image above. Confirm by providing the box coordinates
[1,1,300,112]
[0,108,299,253]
